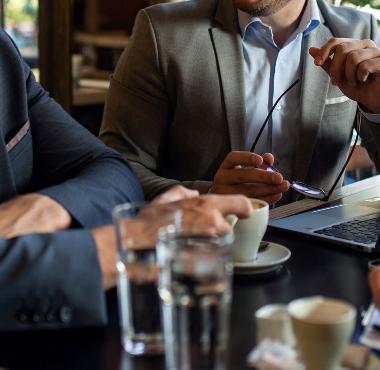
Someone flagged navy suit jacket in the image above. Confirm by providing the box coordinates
[0,31,143,330]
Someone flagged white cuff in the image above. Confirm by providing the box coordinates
[358,105,380,123]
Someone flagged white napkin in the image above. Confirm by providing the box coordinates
[360,303,380,350]
[247,340,304,370]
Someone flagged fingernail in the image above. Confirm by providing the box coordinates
[315,57,323,65]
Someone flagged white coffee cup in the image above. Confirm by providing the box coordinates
[288,296,356,370]
[255,304,296,347]
[232,198,269,262]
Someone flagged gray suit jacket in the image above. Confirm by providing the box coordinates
[100,0,380,201]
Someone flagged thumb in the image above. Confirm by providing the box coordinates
[309,46,320,59]
[309,47,332,75]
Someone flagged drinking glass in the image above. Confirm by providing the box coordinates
[113,202,181,356]
[157,226,234,370]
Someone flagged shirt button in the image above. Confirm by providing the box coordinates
[276,105,282,110]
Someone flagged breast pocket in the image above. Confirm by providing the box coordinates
[7,120,32,156]
[6,120,33,192]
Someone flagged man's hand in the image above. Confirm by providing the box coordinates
[0,194,71,239]
[370,269,380,309]
[152,185,199,205]
[210,151,290,204]
[91,225,117,291]
[309,38,380,113]
[91,192,253,290]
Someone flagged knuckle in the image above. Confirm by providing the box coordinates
[207,211,221,227]
[347,51,360,65]
[357,62,369,77]
[197,197,209,208]
[198,195,218,209]
[326,37,339,50]
[226,151,237,160]
[170,185,184,194]
[335,43,346,55]
[366,39,376,48]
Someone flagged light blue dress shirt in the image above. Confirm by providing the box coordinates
[239,0,320,180]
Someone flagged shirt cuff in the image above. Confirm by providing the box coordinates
[358,105,380,123]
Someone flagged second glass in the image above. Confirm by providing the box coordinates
[157,226,234,370]
[113,202,181,356]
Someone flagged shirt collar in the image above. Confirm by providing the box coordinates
[238,0,320,40]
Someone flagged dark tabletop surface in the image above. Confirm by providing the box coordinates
[0,230,374,370]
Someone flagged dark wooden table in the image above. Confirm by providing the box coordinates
[0,230,374,370]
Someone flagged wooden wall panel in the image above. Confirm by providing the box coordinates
[38,0,72,112]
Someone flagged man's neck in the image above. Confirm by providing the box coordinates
[260,0,307,48]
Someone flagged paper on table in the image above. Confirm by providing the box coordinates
[247,340,377,370]
[360,303,380,350]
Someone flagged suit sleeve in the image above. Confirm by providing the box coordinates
[0,229,107,330]
[358,14,380,172]
[99,10,212,200]
[23,60,144,227]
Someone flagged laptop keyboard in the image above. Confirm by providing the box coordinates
[314,213,380,245]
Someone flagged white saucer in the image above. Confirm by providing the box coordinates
[233,242,291,275]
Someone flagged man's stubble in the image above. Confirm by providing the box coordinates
[232,0,295,16]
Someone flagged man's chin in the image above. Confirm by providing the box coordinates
[232,0,271,15]
[232,0,290,17]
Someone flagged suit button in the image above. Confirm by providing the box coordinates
[59,305,73,324]
[17,311,29,323]
[45,310,55,322]
[32,312,42,323]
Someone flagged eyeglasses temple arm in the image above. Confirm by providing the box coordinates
[324,112,362,201]
[250,78,301,153]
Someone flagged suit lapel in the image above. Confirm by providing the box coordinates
[210,0,246,151]
[294,21,332,183]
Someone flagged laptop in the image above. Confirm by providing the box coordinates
[269,186,380,252]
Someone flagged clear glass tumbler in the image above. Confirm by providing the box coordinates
[113,203,181,356]
[157,226,233,370]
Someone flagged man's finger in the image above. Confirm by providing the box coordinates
[357,56,380,82]
[152,185,199,205]
[262,153,275,166]
[260,193,283,205]
[344,48,380,83]
[310,46,332,74]
[181,210,232,237]
[194,194,254,218]
[310,39,377,84]
[235,182,290,197]
[328,39,377,84]
[309,38,362,66]
[220,151,263,169]
[216,167,284,186]
[210,181,289,198]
